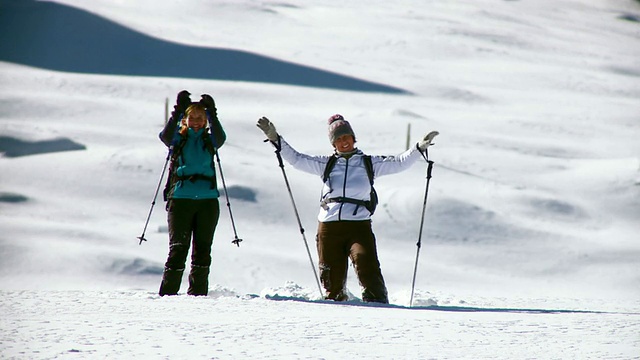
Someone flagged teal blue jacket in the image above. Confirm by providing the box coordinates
[171,128,219,199]
[160,115,227,200]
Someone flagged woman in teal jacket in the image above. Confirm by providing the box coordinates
[158,91,226,296]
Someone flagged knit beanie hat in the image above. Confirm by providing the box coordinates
[327,114,356,144]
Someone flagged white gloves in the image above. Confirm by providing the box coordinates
[257,117,279,142]
[417,131,439,151]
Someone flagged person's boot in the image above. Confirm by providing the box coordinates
[325,289,349,302]
[361,286,389,304]
[159,268,184,296]
[187,265,210,296]
[319,263,349,301]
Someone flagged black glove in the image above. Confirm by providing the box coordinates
[169,90,192,123]
[176,90,192,111]
[199,94,217,119]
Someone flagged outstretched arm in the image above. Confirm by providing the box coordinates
[373,131,439,176]
[371,148,421,176]
[257,116,329,176]
[278,136,330,176]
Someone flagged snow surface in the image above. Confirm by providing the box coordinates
[1,0,639,359]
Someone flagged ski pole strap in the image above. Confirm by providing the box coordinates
[419,147,429,162]
[268,137,285,168]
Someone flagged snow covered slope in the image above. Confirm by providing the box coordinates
[1,0,639,358]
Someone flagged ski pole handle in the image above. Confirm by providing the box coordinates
[426,160,434,179]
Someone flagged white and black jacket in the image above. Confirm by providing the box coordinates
[276,136,424,222]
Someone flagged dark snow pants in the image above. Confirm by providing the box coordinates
[316,220,388,303]
[159,198,220,296]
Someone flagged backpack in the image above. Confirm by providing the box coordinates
[322,154,378,215]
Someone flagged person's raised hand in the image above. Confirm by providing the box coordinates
[176,90,192,113]
[256,117,279,142]
[417,131,439,151]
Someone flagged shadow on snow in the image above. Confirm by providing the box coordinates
[263,294,636,315]
[0,136,86,158]
[0,0,408,94]
[0,192,28,203]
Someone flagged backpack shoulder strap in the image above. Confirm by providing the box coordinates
[171,135,187,160]
[323,154,374,184]
[363,155,374,185]
[163,135,187,204]
[202,131,216,155]
[322,154,338,183]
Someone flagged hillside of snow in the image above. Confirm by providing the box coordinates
[1,0,639,358]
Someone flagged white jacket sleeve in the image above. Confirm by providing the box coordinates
[371,146,425,177]
[276,136,330,176]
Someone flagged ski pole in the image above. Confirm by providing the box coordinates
[213,149,243,247]
[138,148,172,245]
[410,160,434,307]
[269,139,323,298]
[206,109,244,248]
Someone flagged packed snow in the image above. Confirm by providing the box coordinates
[1,0,639,359]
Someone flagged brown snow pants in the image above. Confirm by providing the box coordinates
[316,220,388,303]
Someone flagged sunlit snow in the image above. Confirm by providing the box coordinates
[1,0,639,359]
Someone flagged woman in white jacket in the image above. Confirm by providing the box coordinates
[257,114,437,303]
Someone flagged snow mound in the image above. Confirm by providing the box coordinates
[207,284,241,299]
[390,289,439,307]
[259,280,322,300]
